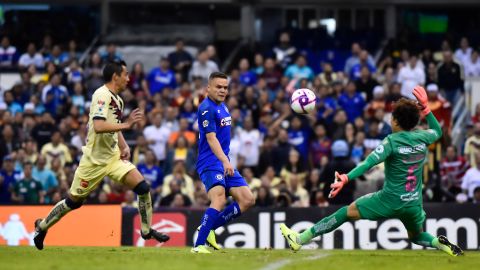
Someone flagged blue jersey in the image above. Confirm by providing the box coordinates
[196,97,232,173]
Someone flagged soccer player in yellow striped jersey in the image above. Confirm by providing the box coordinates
[33,61,169,250]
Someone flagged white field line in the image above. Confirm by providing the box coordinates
[260,253,330,270]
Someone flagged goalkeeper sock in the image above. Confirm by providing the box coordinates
[195,208,220,247]
[299,206,349,244]
[138,193,153,235]
[39,199,72,231]
[411,232,443,249]
[212,202,241,230]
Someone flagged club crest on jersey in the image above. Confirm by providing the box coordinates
[220,116,232,127]
[375,145,384,154]
[216,174,223,180]
[203,120,209,127]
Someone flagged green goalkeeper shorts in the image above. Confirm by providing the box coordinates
[355,192,426,233]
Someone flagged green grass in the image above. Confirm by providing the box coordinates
[0,246,478,270]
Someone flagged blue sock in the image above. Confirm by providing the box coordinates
[212,202,242,230]
[195,208,220,247]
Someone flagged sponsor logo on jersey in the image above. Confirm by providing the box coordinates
[398,143,426,154]
[220,116,232,127]
[203,120,209,127]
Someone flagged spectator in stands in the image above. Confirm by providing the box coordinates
[30,112,57,149]
[238,116,263,169]
[189,50,219,84]
[344,42,375,76]
[144,111,171,164]
[168,38,193,81]
[252,53,264,75]
[161,161,194,202]
[364,120,382,151]
[160,179,192,207]
[168,117,196,147]
[3,90,23,116]
[310,123,331,168]
[32,155,58,203]
[328,109,348,140]
[464,123,480,171]
[280,149,307,187]
[0,156,23,204]
[65,60,84,89]
[320,140,356,204]
[84,52,104,96]
[437,50,464,104]
[45,45,67,66]
[425,62,438,85]
[147,56,176,96]
[397,54,425,99]
[365,86,386,118]
[0,123,21,165]
[462,152,480,201]
[132,134,149,165]
[255,186,274,207]
[40,131,72,168]
[0,36,17,68]
[205,44,220,66]
[128,61,149,97]
[11,161,43,204]
[289,173,309,207]
[454,37,472,67]
[100,43,122,62]
[338,81,366,123]
[355,65,378,102]
[351,131,366,164]
[121,190,138,209]
[164,136,195,175]
[137,149,163,203]
[284,55,314,82]
[243,167,261,192]
[316,84,336,124]
[261,57,282,92]
[350,50,376,81]
[464,50,480,78]
[41,74,69,117]
[288,116,311,158]
[440,145,468,201]
[273,32,297,70]
[18,42,44,70]
[318,62,338,85]
[239,58,257,86]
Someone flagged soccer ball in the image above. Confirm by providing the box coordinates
[290,88,317,114]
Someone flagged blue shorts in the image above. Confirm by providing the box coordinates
[199,169,248,193]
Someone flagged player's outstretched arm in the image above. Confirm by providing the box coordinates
[206,132,234,176]
[412,85,443,141]
[93,108,144,133]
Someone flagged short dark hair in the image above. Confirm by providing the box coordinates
[103,60,127,82]
[392,98,420,131]
[209,72,228,81]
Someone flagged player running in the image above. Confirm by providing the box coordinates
[191,72,255,253]
[280,86,463,256]
[33,60,169,250]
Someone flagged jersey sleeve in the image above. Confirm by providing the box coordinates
[417,112,443,145]
[198,106,216,134]
[347,137,393,180]
[91,90,111,120]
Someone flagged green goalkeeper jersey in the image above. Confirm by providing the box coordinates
[347,112,442,210]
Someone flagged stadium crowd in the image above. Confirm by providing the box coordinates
[1,32,480,210]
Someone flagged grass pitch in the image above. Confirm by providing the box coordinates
[0,246,478,270]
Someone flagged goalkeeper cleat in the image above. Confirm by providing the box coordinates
[197,226,221,250]
[438,235,464,256]
[33,219,47,250]
[191,245,211,254]
[280,223,302,252]
[141,228,170,243]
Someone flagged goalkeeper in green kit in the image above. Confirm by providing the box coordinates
[280,86,464,256]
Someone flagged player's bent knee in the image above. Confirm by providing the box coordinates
[347,203,361,220]
[66,196,83,210]
[242,195,255,210]
[133,180,150,195]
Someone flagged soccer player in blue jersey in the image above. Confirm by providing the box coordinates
[191,72,255,253]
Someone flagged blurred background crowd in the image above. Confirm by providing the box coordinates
[1,2,480,210]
